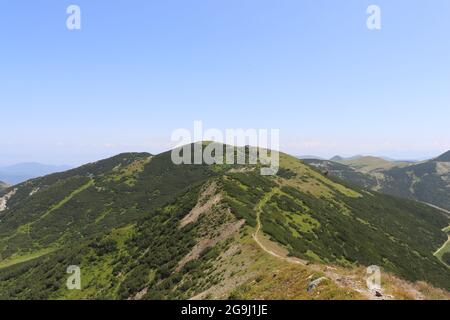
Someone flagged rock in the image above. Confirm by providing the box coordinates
[375,291,382,297]
[307,277,327,293]
[0,189,17,212]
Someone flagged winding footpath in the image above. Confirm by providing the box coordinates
[252,188,307,265]
[434,235,450,261]
[251,187,382,300]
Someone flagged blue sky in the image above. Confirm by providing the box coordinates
[1,0,450,165]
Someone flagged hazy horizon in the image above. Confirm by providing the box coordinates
[0,146,447,168]
[1,1,450,165]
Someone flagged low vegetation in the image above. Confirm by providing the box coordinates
[0,145,448,299]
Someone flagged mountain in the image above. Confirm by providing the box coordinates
[436,151,450,162]
[310,151,450,212]
[335,156,413,173]
[374,151,450,211]
[330,155,364,162]
[330,156,344,162]
[304,159,378,190]
[0,144,449,300]
[306,151,450,269]
[0,181,8,191]
[297,155,325,160]
[0,163,72,185]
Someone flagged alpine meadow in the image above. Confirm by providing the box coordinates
[0,144,449,300]
[1,0,450,306]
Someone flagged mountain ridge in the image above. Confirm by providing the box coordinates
[436,150,450,162]
[0,144,449,299]
[306,150,450,210]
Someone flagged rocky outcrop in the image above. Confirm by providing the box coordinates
[0,188,17,212]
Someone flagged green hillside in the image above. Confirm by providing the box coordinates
[303,159,378,189]
[308,151,450,212]
[436,151,450,162]
[338,156,412,173]
[0,144,449,299]
[0,181,8,191]
[377,159,450,211]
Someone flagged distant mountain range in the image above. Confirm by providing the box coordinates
[330,155,364,162]
[304,150,450,212]
[334,156,415,173]
[0,144,448,300]
[0,181,8,191]
[0,163,72,185]
[297,155,326,160]
[300,154,419,164]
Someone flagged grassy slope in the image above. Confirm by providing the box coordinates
[0,150,214,260]
[309,155,450,212]
[434,225,450,266]
[339,156,412,173]
[434,237,450,261]
[219,152,449,290]
[378,160,450,211]
[303,159,378,190]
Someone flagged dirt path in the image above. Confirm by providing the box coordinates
[252,188,307,265]
[424,202,450,218]
[251,187,381,300]
[434,235,450,257]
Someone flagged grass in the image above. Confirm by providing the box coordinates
[279,153,361,199]
[52,224,135,299]
[40,179,94,220]
[305,250,323,262]
[340,156,411,173]
[109,156,152,186]
[228,244,362,300]
[94,209,112,224]
[198,226,363,300]
[0,247,56,269]
[434,235,450,264]
[2,148,449,299]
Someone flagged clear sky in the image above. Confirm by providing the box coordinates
[1,0,450,165]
